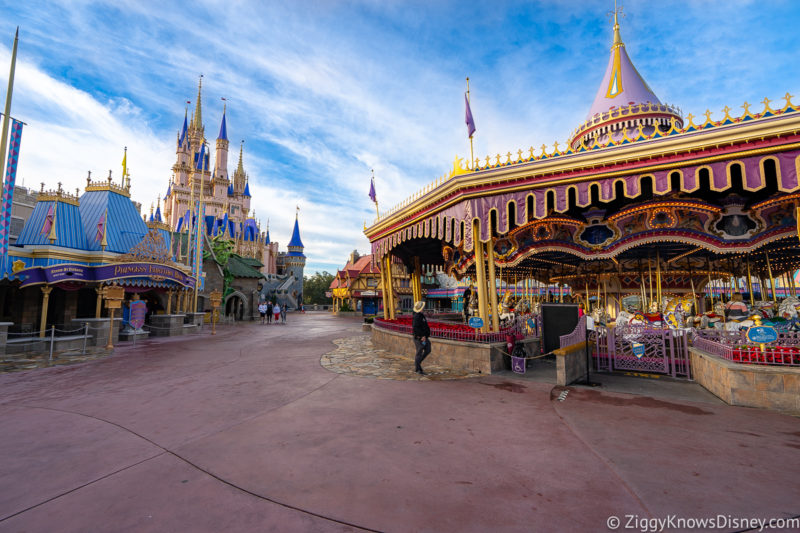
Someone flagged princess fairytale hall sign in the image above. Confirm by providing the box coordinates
[16,262,195,288]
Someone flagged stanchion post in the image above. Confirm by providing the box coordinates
[49,325,55,363]
[82,322,88,355]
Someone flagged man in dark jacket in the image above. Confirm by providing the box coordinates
[412,300,431,375]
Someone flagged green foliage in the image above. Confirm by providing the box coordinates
[210,236,235,265]
[209,236,237,298]
[339,300,353,312]
[303,271,334,304]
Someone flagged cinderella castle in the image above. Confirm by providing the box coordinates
[159,78,306,311]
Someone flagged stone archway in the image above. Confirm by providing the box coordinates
[224,291,248,321]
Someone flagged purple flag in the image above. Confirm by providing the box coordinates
[368,177,377,204]
[465,93,476,138]
[40,204,54,235]
[95,211,106,242]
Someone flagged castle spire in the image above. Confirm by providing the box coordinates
[192,75,203,130]
[218,102,228,140]
[178,106,188,148]
[288,206,304,249]
[237,141,244,175]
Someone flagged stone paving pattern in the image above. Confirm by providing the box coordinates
[0,312,797,532]
[322,335,481,380]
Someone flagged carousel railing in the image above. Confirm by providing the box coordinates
[693,336,800,367]
[373,317,523,343]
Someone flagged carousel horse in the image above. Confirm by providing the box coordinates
[467,290,479,318]
[662,295,695,329]
[777,296,800,330]
[498,290,517,328]
[614,310,648,330]
[753,300,776,319]
[589,304,608,326]
[516,298,529,314]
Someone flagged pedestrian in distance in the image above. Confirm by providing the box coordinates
[266,301,273,324]
[258,301,268,325]
[412,300,431,375]
[273,302,281,324]
[280,305,287,324]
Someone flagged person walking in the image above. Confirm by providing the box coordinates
[258,301,268,325]
[266,301,273,324]
[412,300,431,375]
[280,305,287,324]
[273,302,281,324]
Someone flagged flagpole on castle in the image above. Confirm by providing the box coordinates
[466,77,474,170]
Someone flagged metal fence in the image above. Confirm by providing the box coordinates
[693,335,800,367]
[373,317,522,343]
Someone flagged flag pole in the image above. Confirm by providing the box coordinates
[466,77,474,170]
[0,28,18,186]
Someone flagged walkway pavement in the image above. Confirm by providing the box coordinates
[0,312,797,532]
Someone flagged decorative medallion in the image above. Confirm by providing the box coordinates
[118,229,172,264]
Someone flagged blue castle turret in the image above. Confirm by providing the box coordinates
[275,211,305,308]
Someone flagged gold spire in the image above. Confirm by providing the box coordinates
[193,75,203,129]
[237,140,244,174]
[612,0,624,48]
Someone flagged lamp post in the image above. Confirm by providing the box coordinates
[209,289,222,335]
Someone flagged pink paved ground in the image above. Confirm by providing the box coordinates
[0,313,797,532]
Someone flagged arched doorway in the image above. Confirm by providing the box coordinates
[225,291,247,321]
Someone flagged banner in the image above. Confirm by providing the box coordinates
[16,262,196,288]
[129,300,147,329]
[0,119,24,262]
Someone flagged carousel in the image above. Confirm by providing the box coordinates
[365,10,800,378]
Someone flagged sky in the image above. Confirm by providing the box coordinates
[1,0,800,274]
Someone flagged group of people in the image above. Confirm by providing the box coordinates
[258,301,286,325]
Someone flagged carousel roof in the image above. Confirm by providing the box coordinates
[585,12,661,120]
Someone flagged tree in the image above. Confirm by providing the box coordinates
[303,271,334,304]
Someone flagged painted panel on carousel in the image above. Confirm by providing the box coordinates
[708,198,760,240]
[575,209,618,249]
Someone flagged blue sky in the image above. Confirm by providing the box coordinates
[1,0,800,274]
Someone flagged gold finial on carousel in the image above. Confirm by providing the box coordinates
[107,170,112,183]
[610,0,624,47]
[86,171,91,187]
